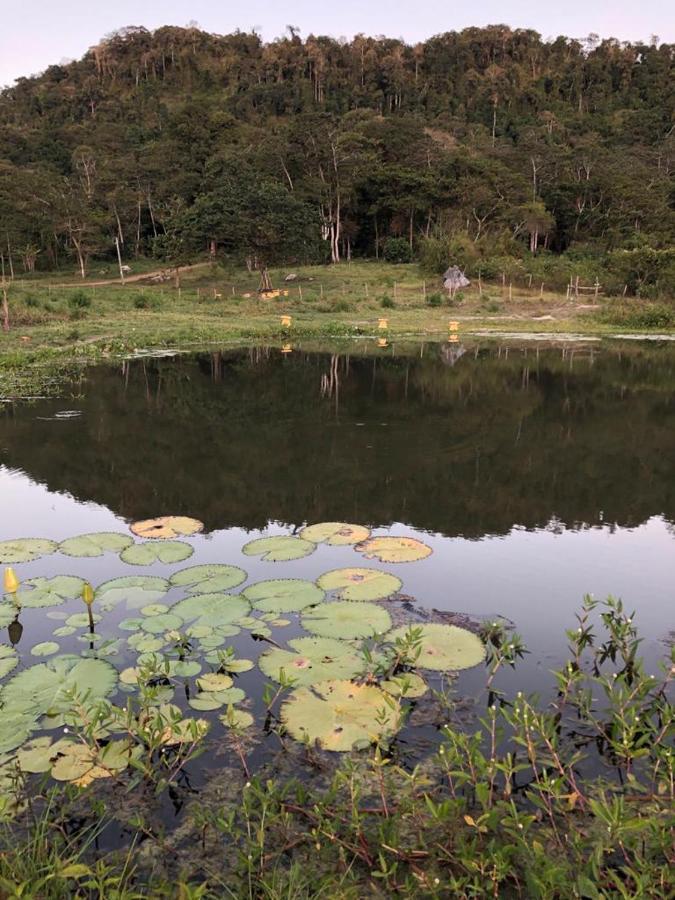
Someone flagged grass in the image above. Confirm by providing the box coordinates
[1,260,673,402]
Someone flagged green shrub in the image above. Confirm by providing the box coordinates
[134,293,162,310]
[23,295,39,308]
[383,237,413,264]
[380,295,395,309]
[426,291,443,307]
[67,290,91,310]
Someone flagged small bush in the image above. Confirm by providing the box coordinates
[332,299,352,312]
[383,237,413,264]
[67,290,91,311]
[134,293,162,310]
[426,292,443,307]
[380,295,395,309]
[601,302,674,330]
[483,299,502,313]
[23,295,40,308]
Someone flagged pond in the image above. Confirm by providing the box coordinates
[0,338,673,788]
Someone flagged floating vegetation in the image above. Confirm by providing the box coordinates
[302,600,392,640]
[16,575,87,609]
[243,578,324,613]
[299,522,371,545]
[381,672,428,698]
[281,680,401,751]
[355,536,433,563]
[170,592,250,628]
[242,535,316,562]
[316,567,402,601]
[96,575,170,611]
[129,516,204,540]
[0,646,18,679]
[59,532,133,558]
[259,636,365,686]
[170,564,247,594]
[120,540,194,566]
[30,641,60,657]
[387,624,486,671]
[0,539,57,564]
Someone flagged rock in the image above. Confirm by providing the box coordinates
[284,273,298,282]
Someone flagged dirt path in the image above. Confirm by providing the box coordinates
[32,263,209,288]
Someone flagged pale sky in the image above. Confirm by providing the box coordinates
[1,0,672,88]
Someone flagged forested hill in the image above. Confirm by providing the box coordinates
[0,25,673,287]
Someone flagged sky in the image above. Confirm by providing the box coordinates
[1,0,673,88]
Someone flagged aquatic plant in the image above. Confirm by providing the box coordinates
[0,539,57,564]
[301,600,392,640]
[355,535,432,563]
[258,636,366,686]
[120,540,194,566]
[386,623,486,671]
[170,563,247,593]
[243,578,324,613]
[299,522,371,545]
[316,567,402,601]
[129,516,204,539]
[59,532,133,558]
[242,535,316,562]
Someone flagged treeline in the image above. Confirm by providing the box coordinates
[0,25,673,294]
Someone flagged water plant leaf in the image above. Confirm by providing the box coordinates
[0,656,118,719]
[243,579,324,613]
[0,711,36,754]
[170,592,250,628]
[31,641,60,657]
[141,613,184,635]
[96,576,170,611]
[302,601,391,640]
[0,646,18,679]
[299,523,371,545]
[170,564,247,594]
[381,673,428,698]
[196,673,233,692]
[119,617,145,631]
[188,694,225,711]
[53,626,76,638]
[120,541,193,566]
[130,636,166,653]
[213,687,245,705]
[0,539,57,564]
[281,680,401,751]
[59,532,133,558]
[0,605,18,629]
[17,576,87,609]
[130,517,204,540]
[355,536,432,563]
[220,707,254,729]
[242,535,316,562]
[259,636,365,686]
[140,603,170,617]
[387,624,486,671]
[221,658,254,674]
[138,703,209,746]
[65,612,101,628]
[16,737,73,773]
[316,567,402,601]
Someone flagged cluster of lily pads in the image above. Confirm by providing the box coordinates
[0,518,486,780]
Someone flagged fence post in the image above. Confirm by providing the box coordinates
[540,282,544,299]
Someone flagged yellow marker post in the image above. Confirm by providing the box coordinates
[377,337,388,348]
[449,320,459,332]
[3,567,19,594]
[280,315,292,327]
[448,334,459,344]
[281,343,293,354]
[378,318,388,330]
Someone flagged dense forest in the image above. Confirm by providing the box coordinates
[0,25,673,294]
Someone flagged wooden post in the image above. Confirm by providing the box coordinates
[540,282,544,299]
[114,236,125,285]
[423,280,426,301]
[509,282,513,302]
[594,279,599,300]
[197,287,201,299]
[528,273,533,288]
[478,273,483,296]
[299,284,303,300]
[365,283,369,297]
[394,282,398,300]
[1,285,8,332]
[320,283,324,298]
[232,285,235,296]
[575,275,579,299]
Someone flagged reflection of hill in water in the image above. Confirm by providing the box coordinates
[1,343,674,538]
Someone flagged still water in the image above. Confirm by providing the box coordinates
[0,338,673,751]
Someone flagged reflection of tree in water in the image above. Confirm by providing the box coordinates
[0,342,674,537]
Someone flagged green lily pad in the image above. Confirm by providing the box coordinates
[16,736,73,773]
[302,601,391,640]
[271,618,291,627]
[0,646,18,679]
[281,680,401,751]
[188,694,225,711]
[119,617,144,631]
[0,656,118,719]
[16,576,87,609]
[141,613,184,635]
[221,658,254,673]
[259,636,365,686]
[0,539,57,564]
[242,535,316,562]
[120,541,193,566]
[317,568,402,601]
[130,516,204,540]
[129,635,166,653]
[299,523,371,545]
[220,707,254,729]
[386,624,485,671]
[170,593,250,628]
[0,711,37,754]
[0,605,18,629]
[243,579,324,613]
[65,612,101,628]
[96,576,170,611]
[196,672,233,692]
[170,564,247,594]
[354,536,432,564]
[140,603,170,617]
[53,626,76,638]
[31,641,60,657]
[212,687,245,705]
[381,673,428,698]
[59,532,133,558]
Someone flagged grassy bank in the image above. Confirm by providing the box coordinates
[1,261,673,401]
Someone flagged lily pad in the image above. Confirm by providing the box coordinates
[317,568,402,601]
[16,576,87,609]
[0,646,18,679]
[16,736,73,773]
[96,576,170,611]
[140,603,170,617]
[299,523,371,546]
[0,711,37,754]
[141,613,184,635]
[30,641,60,657]
[242,535,316,562]
[243,579,324,614]
[120,541,193,566]
[196,672,233,693]
[65,612,101,628]
[381,673,428,698]
[59,532,133,558]
[220,708,254,729]
[221,658,254,674]
[386,624,485,671]
[170,593,250,628]
[0,539,57,564]
[0,656,118,719]
[259,636,365,686]
[0,605,17,629]
[170,564,247,594]
[281,680,401,751]
[302,601,391,640]
[130,517,204,540]
[355,536,432,564]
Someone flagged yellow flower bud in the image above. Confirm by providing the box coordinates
[82,582,94,606]
[4,567,19,594]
